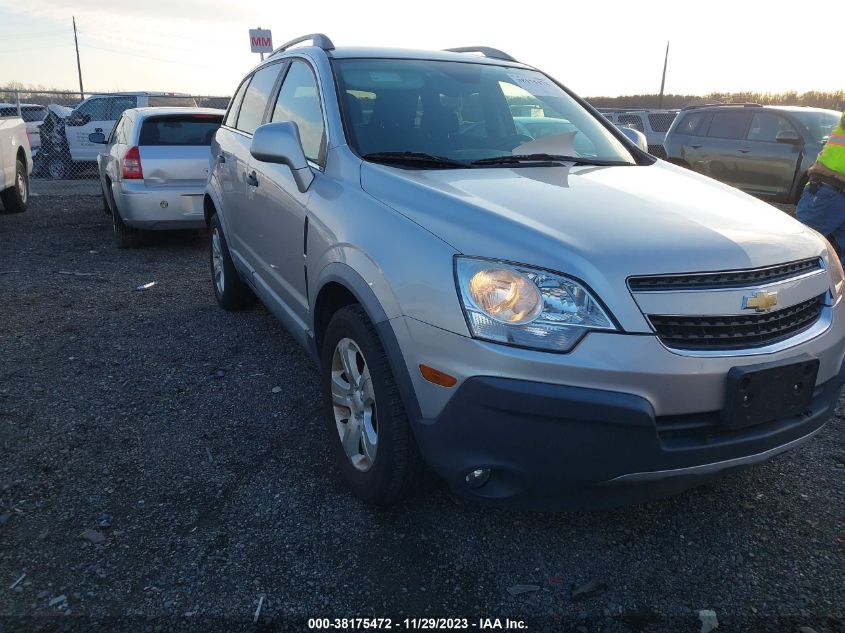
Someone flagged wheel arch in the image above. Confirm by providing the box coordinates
[16,146,28,171]
[312,263,422,423]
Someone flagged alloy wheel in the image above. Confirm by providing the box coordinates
[330,337,378,472]
[211,228,225,295]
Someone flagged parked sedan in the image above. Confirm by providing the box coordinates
[90,107,224,248]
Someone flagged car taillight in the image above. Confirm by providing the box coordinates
[121,146,143,180]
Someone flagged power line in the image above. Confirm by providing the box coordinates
[0,42,73,53]
[0,29,69,40]
[79,43,218,69]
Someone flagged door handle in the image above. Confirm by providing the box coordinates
[217,154,226,164]
[738,148,751,154]
[246,170,259,187]
[690,144,702,149]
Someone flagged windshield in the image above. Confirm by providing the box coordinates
[334,58,636,166]
[790,109,841,144]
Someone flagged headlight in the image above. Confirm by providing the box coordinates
[821,238,845,299]
[456,257,617,352]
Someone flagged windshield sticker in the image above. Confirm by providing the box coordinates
[369,71,402,83]
[513,132,577,157]
[506,72,559,97]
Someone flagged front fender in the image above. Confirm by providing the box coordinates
[312,260,423,423]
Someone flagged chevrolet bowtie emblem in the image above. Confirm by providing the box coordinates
[743,290,779,312]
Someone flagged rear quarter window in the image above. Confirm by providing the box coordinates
[674,112,707,136]
[139,115,223,146]
[147,96,198,107]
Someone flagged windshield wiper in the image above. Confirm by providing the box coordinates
[362,151,470,169]
[471,154,631,167]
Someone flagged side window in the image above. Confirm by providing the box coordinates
[707,111,752,139]
[271,60,326,164]
[747,113,796,142]
[236,63,282,135]
[675,112,705,136]
[109,96,137,120]
[109,116,124,143]
[224,77,250,128]
[76,98,109,120]
[616,114,645,133]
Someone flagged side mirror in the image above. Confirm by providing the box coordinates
[88,132,107,144]
[250,121,314,193]
[618,125,649,153]
[66,112,91,127]
[775,129,801,145]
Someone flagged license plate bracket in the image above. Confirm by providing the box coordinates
[721,355,819,430]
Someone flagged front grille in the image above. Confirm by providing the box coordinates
[649,294,825,350]
[648,144,667,159]
[629,258,822,292]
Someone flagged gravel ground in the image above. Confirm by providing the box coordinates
[1,196,843,633]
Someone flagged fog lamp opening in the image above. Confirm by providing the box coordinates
[465,468,491,489]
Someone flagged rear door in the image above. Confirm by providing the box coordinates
[734,111,801,198]
[69,96,137,161]
[699,110,753,187]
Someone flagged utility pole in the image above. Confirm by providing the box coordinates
[658,41,669,109]
[73,16,84,100]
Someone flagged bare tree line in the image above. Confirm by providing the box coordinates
[588,91,845,111]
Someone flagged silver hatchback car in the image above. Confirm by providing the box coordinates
[91,107,224,248]
[206,35,845,509]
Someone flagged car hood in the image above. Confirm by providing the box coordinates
[361,159,823,272]
[360,160,827,330]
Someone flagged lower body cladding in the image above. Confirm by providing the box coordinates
[114,181,206,230]
[388,305,845,510]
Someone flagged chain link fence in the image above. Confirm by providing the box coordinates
[3,87,680,194]
[0,90,229,194]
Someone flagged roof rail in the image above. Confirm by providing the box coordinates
[271,33,335,56]
[444,46,517,62]
[681,102,763,110]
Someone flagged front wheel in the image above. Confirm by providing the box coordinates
[321,305,427,505]
[0,159,29,213]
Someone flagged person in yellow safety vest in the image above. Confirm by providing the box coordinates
[797,110,845,263]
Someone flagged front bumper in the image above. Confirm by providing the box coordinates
[114,181,205,230]
[413,370,843,509]
[389,300,845,508]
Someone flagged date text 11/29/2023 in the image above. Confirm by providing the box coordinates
[307,618,528,630]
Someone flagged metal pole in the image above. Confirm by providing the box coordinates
[15,90,21,116]
[73,17,85,100]
[658,41,669,109]
[259,27,264,61]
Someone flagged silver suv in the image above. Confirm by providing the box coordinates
[205,35,845,509]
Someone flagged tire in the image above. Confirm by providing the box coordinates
[0,158,29,213]
[112,201,142,249]
[209,213,256,310]
[321,304,427,505]
[47,157,68,180]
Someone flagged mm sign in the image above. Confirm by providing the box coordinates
[249,29,273,53]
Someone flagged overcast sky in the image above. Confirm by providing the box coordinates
[0,0,841,98]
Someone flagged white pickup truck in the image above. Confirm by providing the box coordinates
[0,115,32,212]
